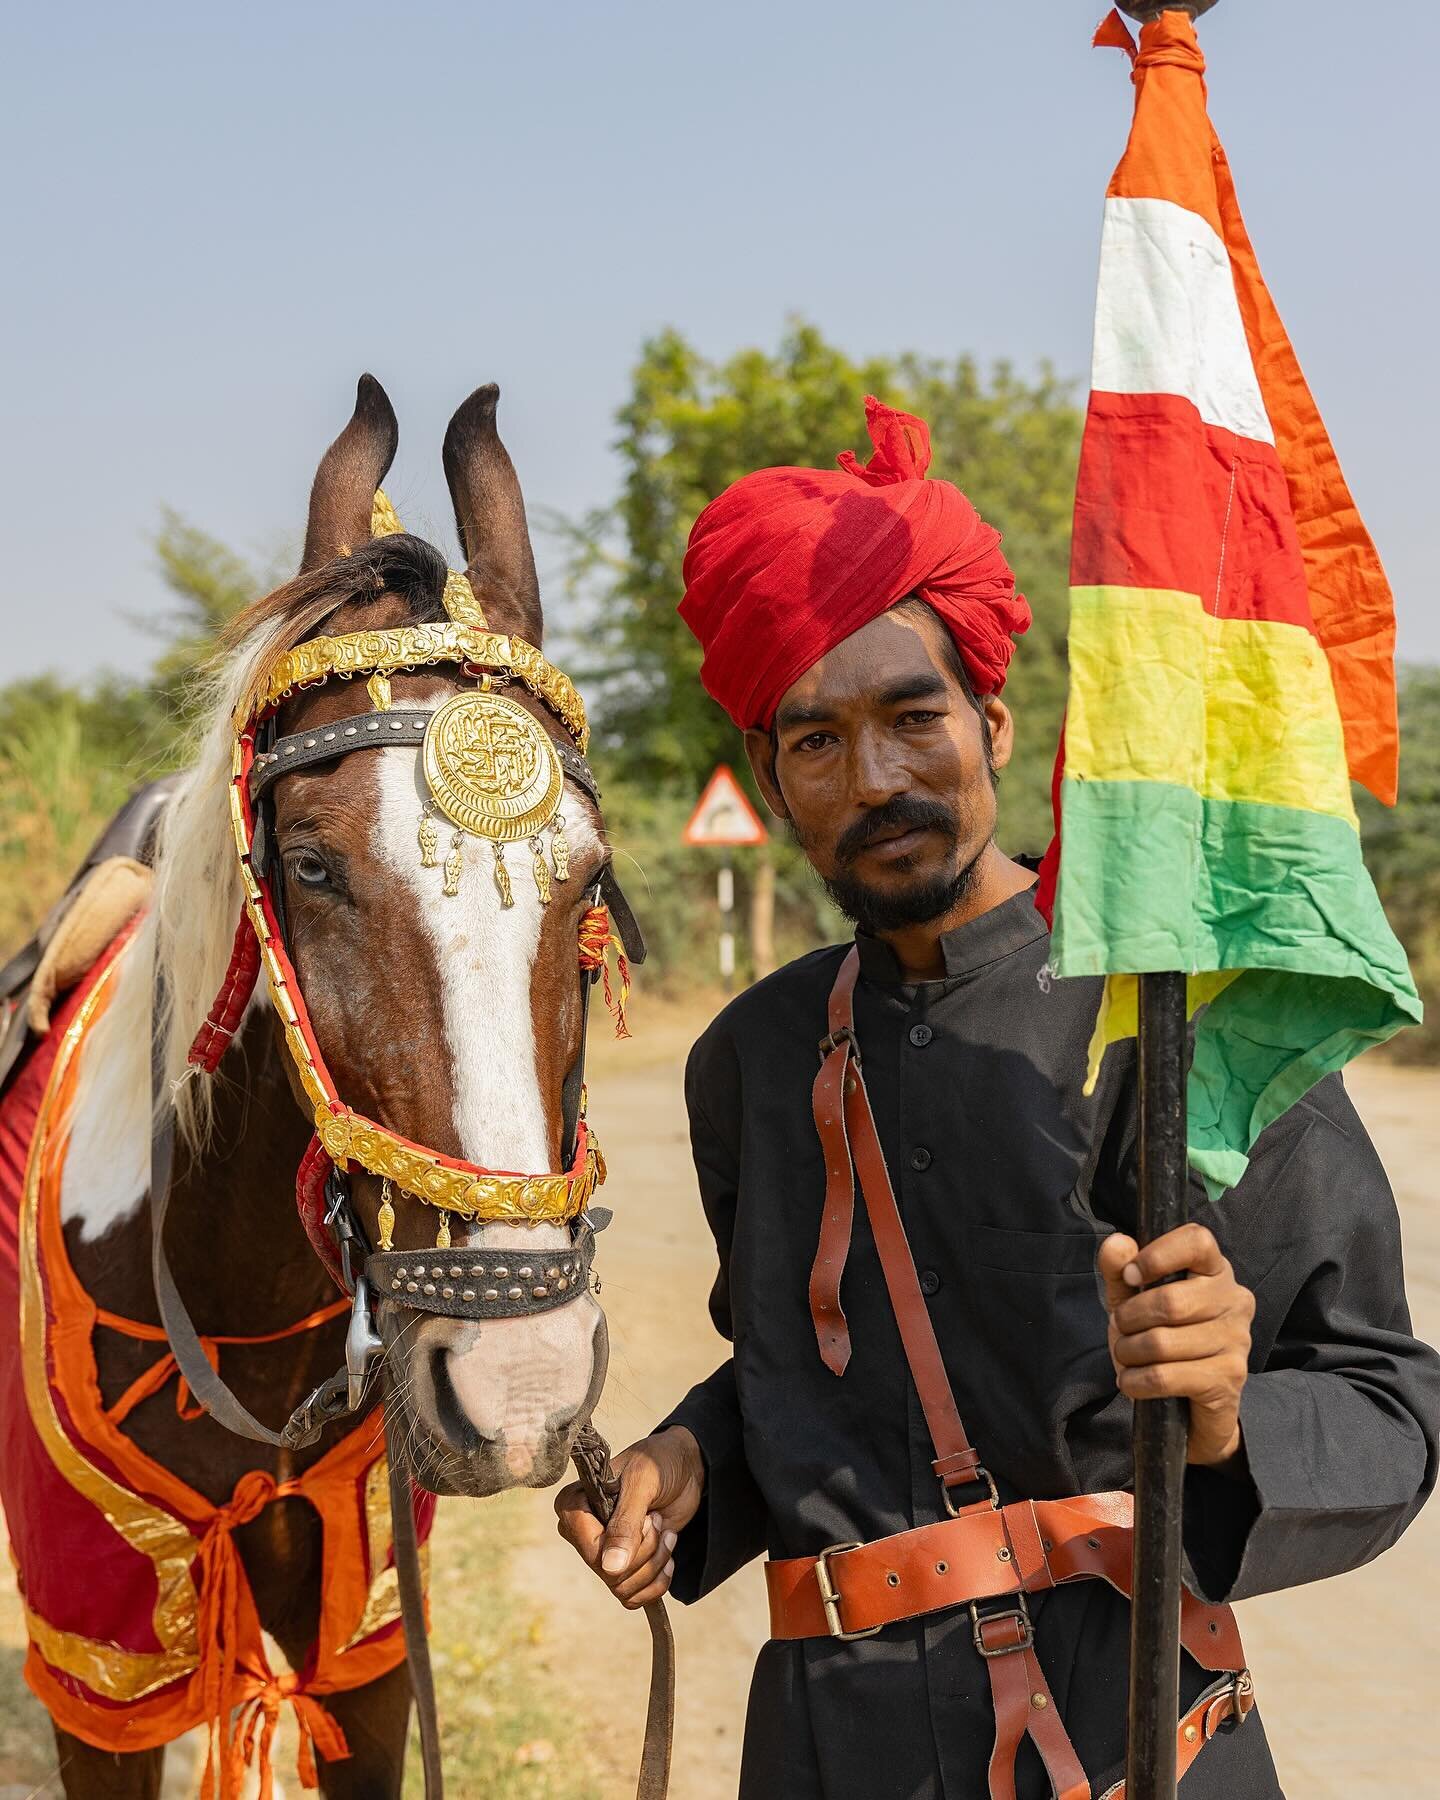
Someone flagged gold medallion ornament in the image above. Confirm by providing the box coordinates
[422,690,563,845]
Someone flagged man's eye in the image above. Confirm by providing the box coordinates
[897,710,943,727]
[795,732,836,753]
[290,852,333,890]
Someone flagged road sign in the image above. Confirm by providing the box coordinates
[682,765,769,847]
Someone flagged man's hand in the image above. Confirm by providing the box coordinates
[554,1425,706,1609]
[1099,1224,1255,1470]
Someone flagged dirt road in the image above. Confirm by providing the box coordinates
[514,1013,1440,1800]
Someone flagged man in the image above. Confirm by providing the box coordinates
[556,399,1440,1798]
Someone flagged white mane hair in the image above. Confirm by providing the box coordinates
[69,580,363,1208]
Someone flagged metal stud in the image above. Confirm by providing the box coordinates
[442,1286,454,1299]
[557,1278,568,1291]
[431,1267,443,1279]
[396,1267,408,1279]
[423,1282,436,1295]
[392,1278,402,1290]
[518,1266,533,1279]
[1031,1694,1048,1711]
[507,1286,522,1300]
[533,1286,548,1298]
[462,1289,475,1302]
[406,1281,418,1293]
[484,1289,499,1301]
[547,1266,560,1279]
[366,720,379,731]
[344,725,358,735]
[997,1547,1012,1562]
[1183,1725,1199,1744]
[449,1266,462,1279]
[304,738,316,748]
[324,731,335,741]
[494,1266,509,1278]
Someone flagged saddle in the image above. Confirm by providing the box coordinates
[0,776,180,1094]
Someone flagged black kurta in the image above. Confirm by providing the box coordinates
[660,890,1440,1799]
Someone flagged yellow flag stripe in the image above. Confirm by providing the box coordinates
[1065,586,1357,826]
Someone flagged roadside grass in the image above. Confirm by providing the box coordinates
[408,1489,622,1800]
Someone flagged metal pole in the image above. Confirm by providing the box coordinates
[717,863,735,989]
[1126,972,1190,1800]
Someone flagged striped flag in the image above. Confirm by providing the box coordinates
[1038,9,1420,1197]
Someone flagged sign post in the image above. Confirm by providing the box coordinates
[683,765,769,989]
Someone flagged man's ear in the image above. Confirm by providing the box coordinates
[983,697,1015,773]
[743,728,790,822]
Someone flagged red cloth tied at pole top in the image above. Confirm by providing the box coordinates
[678,396,1031,729]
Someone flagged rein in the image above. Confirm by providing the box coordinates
[144,501,671,1799]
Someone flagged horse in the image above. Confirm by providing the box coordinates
[0,375,633,1798]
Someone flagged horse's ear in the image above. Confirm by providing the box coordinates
[300,374,399,572]
[442,384,543,646]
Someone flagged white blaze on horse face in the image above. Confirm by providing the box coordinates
[373,740,604,1461]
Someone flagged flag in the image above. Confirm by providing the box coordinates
[1037,9,1420,1198]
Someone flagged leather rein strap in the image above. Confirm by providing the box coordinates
[801,948,1253,1798]
[570,1424,675,1800]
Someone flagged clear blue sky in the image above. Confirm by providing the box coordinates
[7,1,1436,680]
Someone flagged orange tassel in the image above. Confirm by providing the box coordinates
[577,904,632,1039]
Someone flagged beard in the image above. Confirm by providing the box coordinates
[802,793,990,935]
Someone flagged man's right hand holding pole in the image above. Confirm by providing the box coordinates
[555,1426,705,1610]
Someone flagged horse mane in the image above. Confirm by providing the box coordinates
[78,535,450,1161]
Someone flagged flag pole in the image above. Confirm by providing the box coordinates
[1118,16,1218,1800]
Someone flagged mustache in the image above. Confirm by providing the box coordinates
[834,796,959,865]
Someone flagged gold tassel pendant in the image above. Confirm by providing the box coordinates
[531,836,553,906]
[418,806,439,868]
[378,1180,396,1252]
[435,1212,452,1250]
[492,841,514,908]
[443,833,465,897]
[551,814,571,883]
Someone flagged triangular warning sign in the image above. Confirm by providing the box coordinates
[682,765,769,847]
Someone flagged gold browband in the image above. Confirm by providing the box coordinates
[235,622,588,750]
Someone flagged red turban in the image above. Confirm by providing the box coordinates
[678,396,1031,729]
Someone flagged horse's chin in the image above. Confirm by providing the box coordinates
[398,1415,580,1498]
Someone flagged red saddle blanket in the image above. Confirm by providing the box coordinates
[0,928,433,1794]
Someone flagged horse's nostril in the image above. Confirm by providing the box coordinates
[430,1348,489,1454]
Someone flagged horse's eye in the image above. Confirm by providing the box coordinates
[289,851,333,891]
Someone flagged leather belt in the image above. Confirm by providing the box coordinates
[764,1492,1242,1671]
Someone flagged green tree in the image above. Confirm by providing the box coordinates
[559,321,1083,853]
[1357,667,1440,1060]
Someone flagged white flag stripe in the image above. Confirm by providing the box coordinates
[1092,195,1275,445]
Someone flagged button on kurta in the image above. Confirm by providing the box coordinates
[920,1269,942,1296]
[910,1147,933,1171]
[908,1023,933,1047]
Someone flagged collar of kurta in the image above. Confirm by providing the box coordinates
[854,883,1047,986]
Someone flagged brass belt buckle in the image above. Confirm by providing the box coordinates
[814,1541,882,1642]
[970,1592,1034,1658]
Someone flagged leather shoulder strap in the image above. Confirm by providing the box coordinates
[810,948,987,1498]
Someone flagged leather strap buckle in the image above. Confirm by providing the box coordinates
[970,1593,1034,1658]
[1204,1669,1254,1739]
[817,1024,861,1066]
[942,1466,1000,1515]
[814,1541,882,1642]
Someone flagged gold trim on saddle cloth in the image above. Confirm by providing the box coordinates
[19,953,202,1701]
[341,1457,430,1651]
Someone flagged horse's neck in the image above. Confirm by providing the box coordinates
[68,1009,330,1344]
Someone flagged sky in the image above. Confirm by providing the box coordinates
[6,0,1437,681]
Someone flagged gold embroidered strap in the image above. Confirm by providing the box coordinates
[234,622,588,748]
[313,1103,602,1224]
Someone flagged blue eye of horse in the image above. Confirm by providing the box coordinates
[291,853,331,889]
